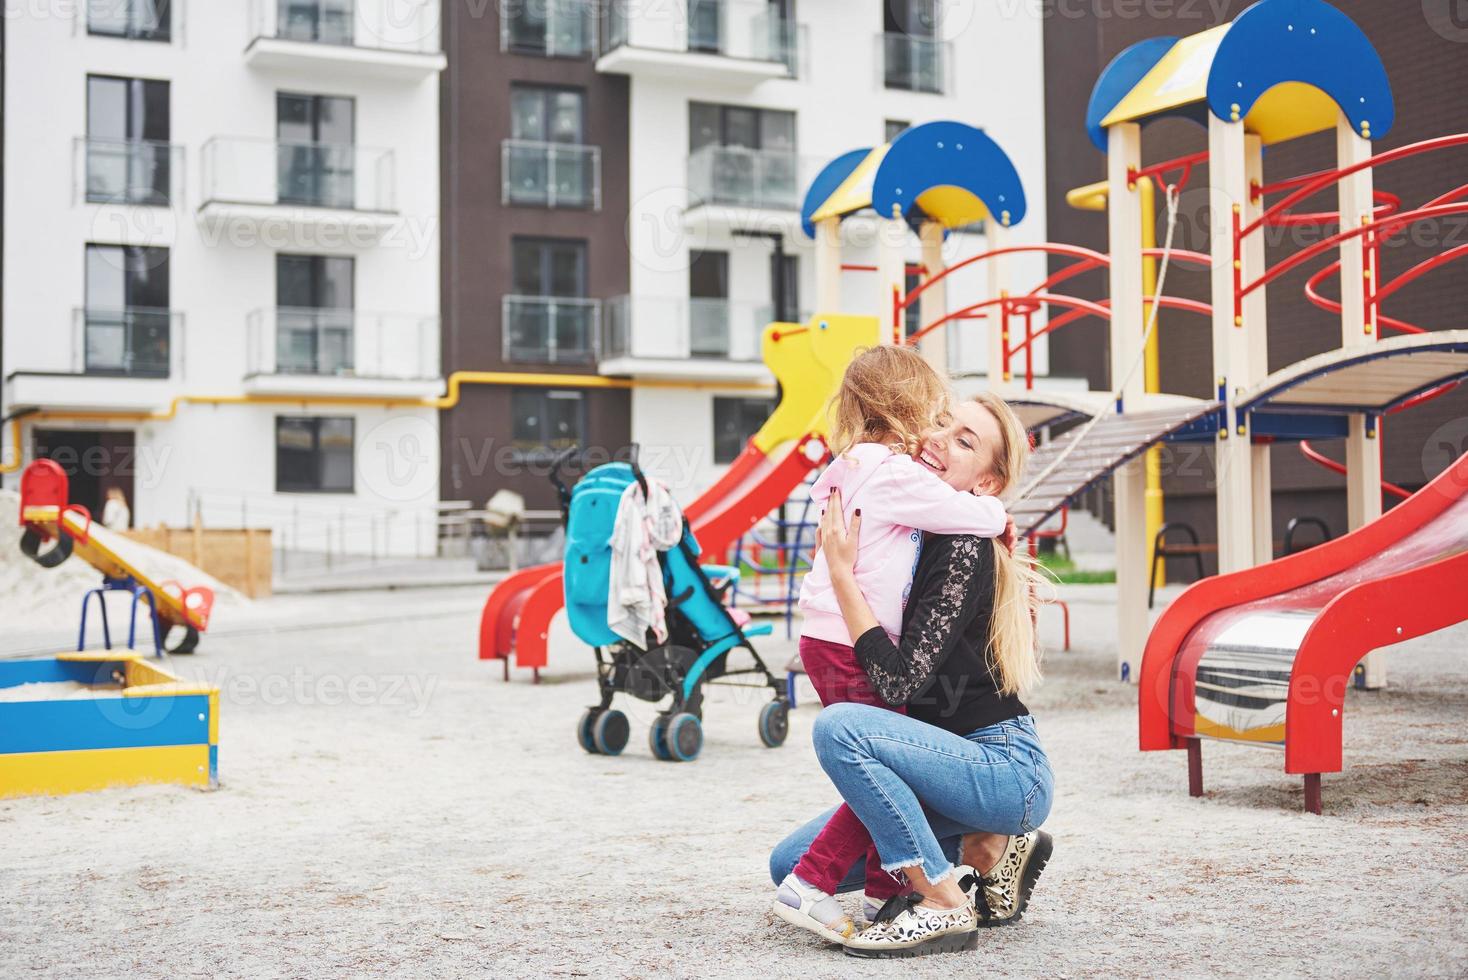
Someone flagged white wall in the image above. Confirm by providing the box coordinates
[2,2,443,554]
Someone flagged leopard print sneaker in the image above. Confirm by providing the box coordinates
[963,830,1053,927]
[842,894,978,958]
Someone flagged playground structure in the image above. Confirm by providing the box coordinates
[477,0,1466,808]
[17,459,216,656]
[0,651,220,798]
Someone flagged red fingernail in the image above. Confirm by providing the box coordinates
[855,509,862,517]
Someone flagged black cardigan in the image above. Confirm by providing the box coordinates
[853,534,1029,735]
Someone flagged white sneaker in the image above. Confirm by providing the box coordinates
[960,831,1054,926]
[771,874,857,944]
[843,895,978,958]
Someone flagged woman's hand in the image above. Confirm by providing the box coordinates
[820,489,862,578]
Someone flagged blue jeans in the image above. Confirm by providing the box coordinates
[771,705,1053,889]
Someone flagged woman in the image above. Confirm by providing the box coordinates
[769,392,1055,958]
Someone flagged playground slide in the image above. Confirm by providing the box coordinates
[18,460,215,653]
[479,314,881,675]
[1139,450,1468,784]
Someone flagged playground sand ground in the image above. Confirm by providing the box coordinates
[1,583,1465,979]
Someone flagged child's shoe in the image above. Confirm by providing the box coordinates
[771,874,857,943]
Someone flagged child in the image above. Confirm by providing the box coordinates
[771,346,1012,942]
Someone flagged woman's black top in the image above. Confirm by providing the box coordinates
[852,534,1029,735]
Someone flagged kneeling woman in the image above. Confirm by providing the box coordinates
[771,393,1055,958]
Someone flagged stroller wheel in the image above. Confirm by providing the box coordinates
[593,709,630,756]
[648,715,673,761]
[758,700,789,748]
[665,712,703,762]
[577,709,601,754]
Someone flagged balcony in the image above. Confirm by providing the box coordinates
[198,137,398,243]
[244,0,446,81]
[500,0,592,58]
[880,33,951,95]
[599,295,780,381]
[5,307,183,412]
[684,146,817,234]
[244,307,441,398]
[596,0,804,87]
[501,140,601,210]
[502,296,601,365]
[74,138,184,207]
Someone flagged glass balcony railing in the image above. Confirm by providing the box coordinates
[686,145,800,211]
[245,308,438,379]
[87,0,172,42]
[500,0,592,57]
[77,138,182,207]
[603,295,790,363]
[598,0,803,76]
[74,307,179,378]
[502,296,600,365]
[880,32,951,94]
[501,140,601,210]
[201,137,396,212]
[248,0,443,53]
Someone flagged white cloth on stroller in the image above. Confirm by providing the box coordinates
[608,477,684,649]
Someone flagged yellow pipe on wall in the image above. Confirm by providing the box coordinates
[0,371,776,474]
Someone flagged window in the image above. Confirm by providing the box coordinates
[86,75,171,206]
[277,93,356,208]
[688,0,722,53]
[885,119,910,143]
[88,0,171,42]
[505,86,594,209]
[688,103,797,209]
[277,255,354,375]
[278,0,354,45]
[903,268,922,339]
[505,238,594,363]
[714,397,774,464]
[883,0,943,94]
[84,244,171,377]
[502,0,589,56]
[511,390,584,453]
[689,250,729,358]
[771,252,799,323]
[276,417,355,493]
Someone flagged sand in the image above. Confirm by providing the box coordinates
[0,583,1464,978]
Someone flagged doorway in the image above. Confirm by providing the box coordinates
[32,429,137,528]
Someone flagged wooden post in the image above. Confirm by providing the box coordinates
[814,215,843,314]
[1337,115,1386,690]
[876,205,907,345]
[1208,113,1258,576]
[918,220,947,373]
[1186,737,1204,798]
[1243,133,1273,565]
[1108,122,1148,683]
[244,527,257,599]
[191,506,203,568]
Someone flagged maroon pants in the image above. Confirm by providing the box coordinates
[791,636,908,900]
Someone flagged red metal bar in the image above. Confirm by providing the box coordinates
[1024,309,1034,389]
[997,294,1213,355]
[1302,258,1425,335]
[901,242,1113,312]
[840,263,877,272]
[1372,241,1468,309]
[1300,441,1411,500]
[1391,380,1460,415]
[1131,150,1209,190]
[1232,205,1243,327]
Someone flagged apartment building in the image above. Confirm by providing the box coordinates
[442,0,1049,509]
[1,1,446,555]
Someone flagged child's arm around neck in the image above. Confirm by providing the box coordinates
[862,453,1008,537]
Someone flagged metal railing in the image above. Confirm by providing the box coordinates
[686,145,801,211]
[245,307,439,379]
[87,0,172,41]
[72,306,181,378]
[76,137,182,207]
[501,139,601,210]
[599,0,801,75]
[201,137,397,212]
[502,296,600,364]
[499,0,592,56]
[879,32,951,94]
[602,295,785,362]
[248,0,443,52]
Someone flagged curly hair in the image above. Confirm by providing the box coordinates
[827,346,950,458]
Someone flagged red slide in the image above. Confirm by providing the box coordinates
[478,434,828,677]
[1139,450,1468,808]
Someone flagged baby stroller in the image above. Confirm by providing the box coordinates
[551,448,790,762]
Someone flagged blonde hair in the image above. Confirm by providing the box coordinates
[968,391,1047,697]
[828,346,950,457]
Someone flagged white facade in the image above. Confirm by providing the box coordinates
[2,1,445,556]
[601,0,1050,496]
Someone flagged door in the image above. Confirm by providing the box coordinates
[33,429,136,526]
[277,93,356,207]
[86,75,170,205]
[277,254,354,374]
[689,250,729,357]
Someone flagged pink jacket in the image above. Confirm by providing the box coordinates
[798,443,1008,647]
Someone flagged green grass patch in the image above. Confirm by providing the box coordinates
[1035,554,1116,585]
